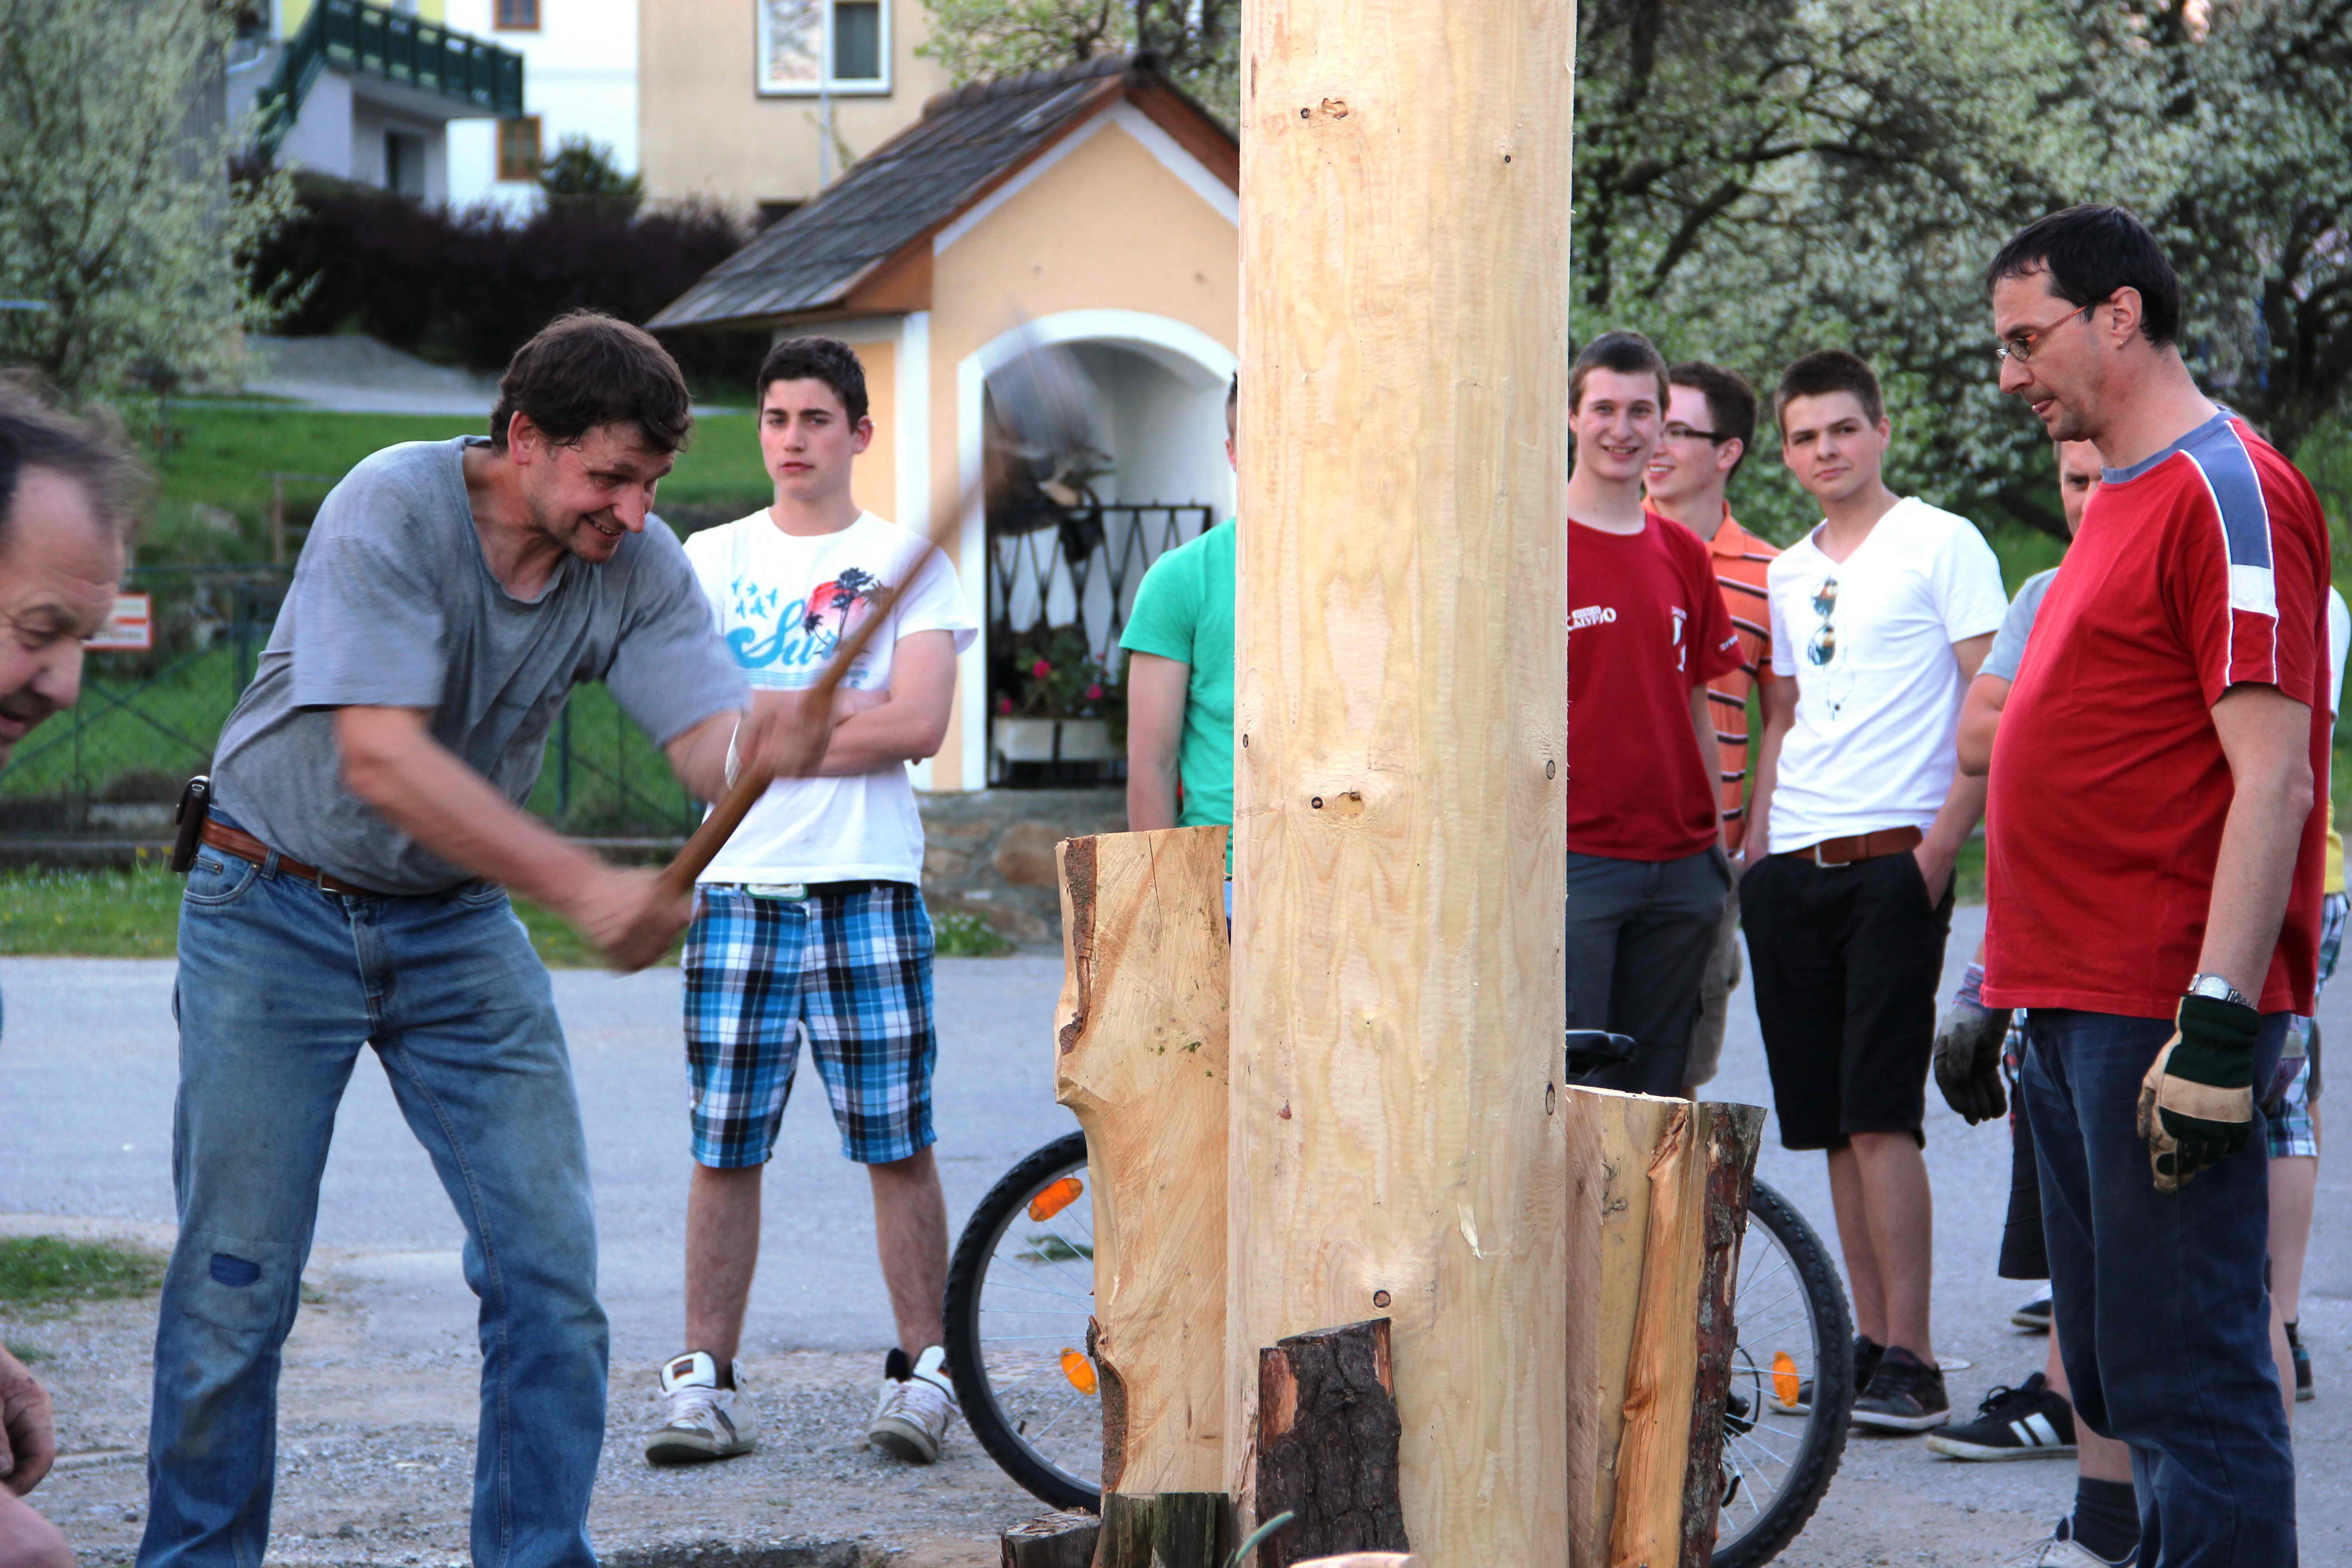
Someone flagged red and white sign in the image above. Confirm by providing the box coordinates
[84,593,152,652]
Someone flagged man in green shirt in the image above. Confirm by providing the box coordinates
[1122,375,1237,837]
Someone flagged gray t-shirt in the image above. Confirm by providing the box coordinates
[1981,567,2059,683]
[213,438,745,893]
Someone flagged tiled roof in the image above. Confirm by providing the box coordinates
[650,53,1214,331]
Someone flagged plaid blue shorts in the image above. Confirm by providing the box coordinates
[2264,890,2346,1160]
[683,881,937,1167]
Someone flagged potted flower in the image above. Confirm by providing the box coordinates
[992,627,1124,777]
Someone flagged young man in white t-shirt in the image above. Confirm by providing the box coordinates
[1741,349,2007,1434]
[646,338,977,1469]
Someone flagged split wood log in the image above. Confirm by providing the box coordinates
[1253,1320,1409,1566]
[1291,1558,1424,1568]
[999,1512,1102,1568]
[1094,1492,1227,1568]
[1228,0,1577,1560]
[1595,1099,1765,1568]
[1053,826,1231,1495]
[1563,1090,1682,1565]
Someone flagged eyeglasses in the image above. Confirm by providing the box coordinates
[1993,303,2097,366]
[1807,577,1838,666]
[1661,422,1729,443]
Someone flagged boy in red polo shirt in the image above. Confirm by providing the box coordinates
[1564,330,1742,1096]
[1984,205,2325,1563]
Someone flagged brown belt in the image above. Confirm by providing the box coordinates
[199,819,373,895]
[1780,825,1923,868]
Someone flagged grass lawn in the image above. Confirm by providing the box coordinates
[0,1236,165,1316]
[143,403,773,564]
[0,864,1015,963]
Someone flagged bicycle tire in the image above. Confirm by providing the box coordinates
[944,1129,1099,1513]
[1712,1177,1854,1568]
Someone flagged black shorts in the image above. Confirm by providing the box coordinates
[1999,1081,2049,1280]
[1738,848,1955,1152]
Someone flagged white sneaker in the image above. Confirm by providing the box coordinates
[866,1345,956,1464]
[645,1350,758,1465]
[2007,1518,2134,1566]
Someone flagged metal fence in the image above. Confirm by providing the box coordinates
[986,500,1216,785]
[0,566,696,839]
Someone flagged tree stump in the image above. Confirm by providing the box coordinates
[1094,1491,1227,1568]
[1000,1511,1102,1568]
[1253,1319,1410,1566]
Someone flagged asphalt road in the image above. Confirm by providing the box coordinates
[3,907,2345,1563]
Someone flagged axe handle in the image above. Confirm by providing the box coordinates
[654,526,949,902]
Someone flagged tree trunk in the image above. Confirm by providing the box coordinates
[1054,826,1231,1495]
[1227,0,1578,1561]
[1253,1320,1409,1566]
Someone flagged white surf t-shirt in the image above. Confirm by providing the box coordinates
[1764,496,2007,849]
[682,510,977,884]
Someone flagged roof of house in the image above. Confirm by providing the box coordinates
[647,52,1236,333]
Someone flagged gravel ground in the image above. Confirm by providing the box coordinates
[4,911,2346,1566]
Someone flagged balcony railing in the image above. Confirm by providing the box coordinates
[253,0,525,157]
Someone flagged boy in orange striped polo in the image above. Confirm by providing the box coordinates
[1645,361,1781,1097]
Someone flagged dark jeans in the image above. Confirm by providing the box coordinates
[2023,1008,2295,1567]
[1563,847,1730,1096]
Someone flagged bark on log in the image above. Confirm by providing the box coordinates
[1000,1512,1102,1568]
[1253,1320,1409,1567]
[1054,827,1231,1495]
[1292,1558,1424,1568]
[1605,1101,1764,1568]
[1094,1491,1227,1568]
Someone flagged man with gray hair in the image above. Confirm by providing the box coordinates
[0,379,140,1568]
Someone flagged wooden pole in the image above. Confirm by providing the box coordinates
[1229,1,1575,1563]
[1054,826,1230,1494]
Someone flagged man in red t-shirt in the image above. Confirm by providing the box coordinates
[1983,205,2323,1561]
[1565,330,1742,1096]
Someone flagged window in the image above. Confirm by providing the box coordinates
[757,0,890,94]
[497,116,543,182]
[495,0,540,28]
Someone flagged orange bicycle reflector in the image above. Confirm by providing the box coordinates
[1060,1348,1098,1395]
[1029,1176,1084,1222]
[1772,1351,1800,1408]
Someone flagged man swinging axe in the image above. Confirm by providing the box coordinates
[138,313,828,1568]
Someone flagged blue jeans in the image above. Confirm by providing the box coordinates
[141,844,607,1568]
[2023,1008,2295,1567]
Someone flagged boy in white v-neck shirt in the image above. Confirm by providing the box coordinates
[1741,349,2006,1436]
[647,339,977,1471]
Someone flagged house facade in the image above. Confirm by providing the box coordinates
[441,0,641,211]
[230,0,524,203]
[653,55,1239,794]
[638,0,952,219]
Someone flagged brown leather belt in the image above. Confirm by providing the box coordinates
[199,819,373,895]
[1781,825,1924,868]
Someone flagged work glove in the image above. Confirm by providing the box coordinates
[2137,994,2261,1192]
[1932,962,2009,1125]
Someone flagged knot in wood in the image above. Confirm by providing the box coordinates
[1372,1289,1391,1308]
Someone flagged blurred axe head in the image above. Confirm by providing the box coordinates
[981,327,1102,502]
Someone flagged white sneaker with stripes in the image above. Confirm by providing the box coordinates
[644,1350,759,1465]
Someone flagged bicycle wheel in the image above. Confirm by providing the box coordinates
[943,1131,1102,1511]
[1713,1177,1854,1568]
